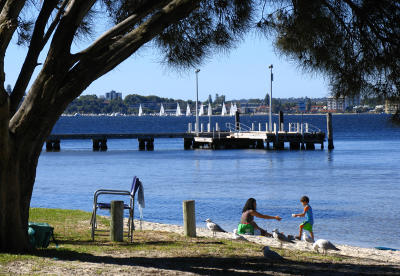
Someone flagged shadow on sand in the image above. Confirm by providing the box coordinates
[29,247,400,275]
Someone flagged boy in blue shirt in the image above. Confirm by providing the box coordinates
[292,195,314,241]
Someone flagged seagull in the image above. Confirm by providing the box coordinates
[205,218,226,237]
[313,239,340,255]
[302,232,314,243]
[272,229,295,248]
[262,246,284,261]
[232,229,247,241]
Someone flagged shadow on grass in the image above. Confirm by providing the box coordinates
[27,248,400,276]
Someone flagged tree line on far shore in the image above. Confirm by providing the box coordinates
[63,93,316,114]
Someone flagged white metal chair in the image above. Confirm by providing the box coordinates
[90,176,143,242]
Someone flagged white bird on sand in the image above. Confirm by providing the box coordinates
[272,229,295,248]
[232,229,247,241]
[313,239,340,255]
[302,232,314,243]
[205,218,226,237]
[262,246,284,261]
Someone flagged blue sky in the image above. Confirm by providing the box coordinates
[5,28,330,102]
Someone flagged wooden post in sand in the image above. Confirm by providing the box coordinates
[110,200,124,242]
[183,200,196,237]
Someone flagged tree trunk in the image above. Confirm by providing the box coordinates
[0,143,40,252]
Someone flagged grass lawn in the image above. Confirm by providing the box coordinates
[0,208,399,275]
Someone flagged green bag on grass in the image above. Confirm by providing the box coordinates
[28,222,57,248]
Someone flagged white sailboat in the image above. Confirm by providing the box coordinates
[159,103,166,116]
[229,103,235,116]
[138,104,143,116]
[186,104,191,116]
[208,102,212,116]
[176,103,182,116]
[199,103,204,116]
[221,102,227,116]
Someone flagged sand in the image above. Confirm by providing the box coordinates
[138,219,400,264]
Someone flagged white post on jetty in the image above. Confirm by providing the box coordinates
[216,122,219,131]
[297,122,300,133]
[195,69,200,135]
[252,123,255,131]
[259,123,262,132]
[268,64,273,132]
[200,123,204,133]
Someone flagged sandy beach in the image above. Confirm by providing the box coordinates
[138,219,400,264]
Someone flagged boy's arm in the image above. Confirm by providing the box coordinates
[293,206,309,217]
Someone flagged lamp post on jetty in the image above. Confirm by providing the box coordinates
[268,64,273,132]
[195,69,200,135]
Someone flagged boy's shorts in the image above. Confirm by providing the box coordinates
[237,223,254,235]
[300,221,313,232]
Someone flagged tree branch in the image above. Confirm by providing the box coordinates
[77,0,171,59]
[75,0,201,82]
[0,0,26,87]
[10,0,62,116]
[48,0,96,59]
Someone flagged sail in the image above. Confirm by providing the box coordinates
[199,103,204,116]
[208,102,212,116]
[229,103,234,116]
[186,104,191,116]
[138,104,143,116]
[221,102,227,116]
[176,103,182,116]
[160,104,165,116]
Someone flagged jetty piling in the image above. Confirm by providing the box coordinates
[279,111,284,131]
[327,112,334,150]
[45,139,60,152]
[235,111,240,130]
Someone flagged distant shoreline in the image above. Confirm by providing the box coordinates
[61,112,387,117]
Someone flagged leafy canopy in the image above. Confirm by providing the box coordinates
[258,0,400,98]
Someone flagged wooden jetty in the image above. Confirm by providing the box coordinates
[46,113,333,152]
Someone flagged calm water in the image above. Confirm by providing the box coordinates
[32,114,400,249]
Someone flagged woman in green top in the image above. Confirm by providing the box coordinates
[237,198,281,237]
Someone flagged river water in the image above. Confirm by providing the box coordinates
[32,114,400,249]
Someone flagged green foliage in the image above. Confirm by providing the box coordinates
[259,0,400,98]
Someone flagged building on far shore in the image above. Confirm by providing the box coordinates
[105,90,122,100]
[327,95,360,112]
[385,98,400,114]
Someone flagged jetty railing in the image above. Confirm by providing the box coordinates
[225,122,252,132]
